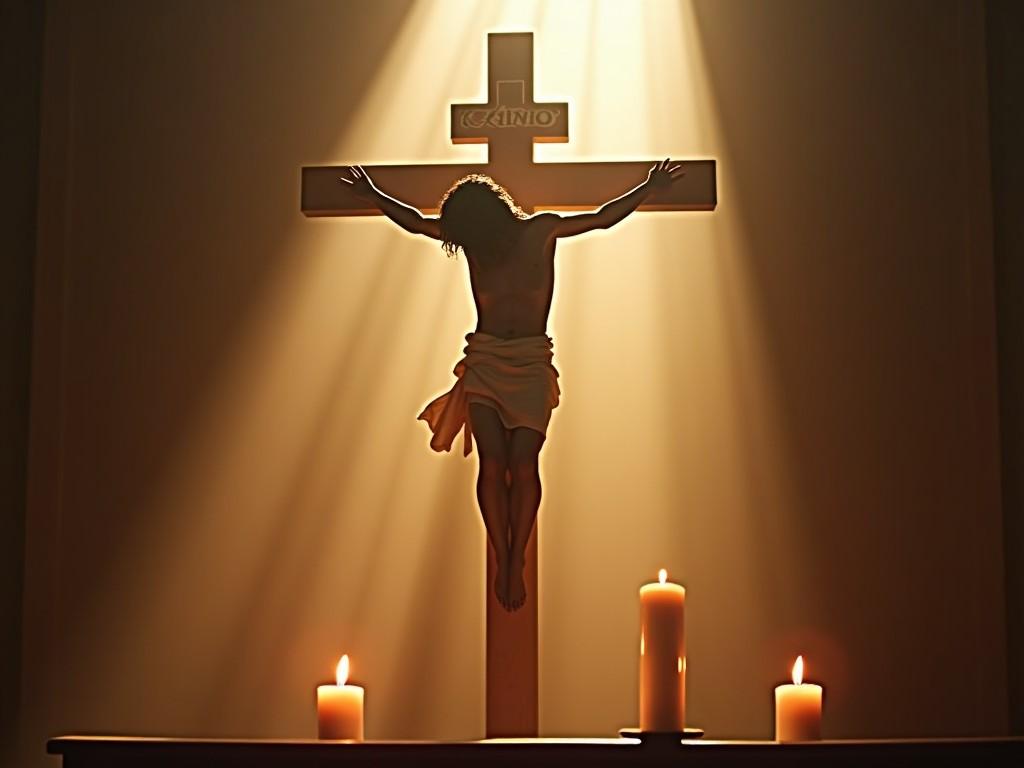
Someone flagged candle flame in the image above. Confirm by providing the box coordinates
[336,654,349,686]
[658,568,667,584]
[792,655,804,685]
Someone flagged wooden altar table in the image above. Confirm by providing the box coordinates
[48,735,1024,768]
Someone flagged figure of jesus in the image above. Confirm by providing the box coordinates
[340,160,686,611]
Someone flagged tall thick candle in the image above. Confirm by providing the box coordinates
[774,655,823,742]
[639,568,686,731]
[317,655,365,740]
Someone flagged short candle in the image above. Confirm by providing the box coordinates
[774,655,822,742]
[317,654,365,740]
[639,568,686,732]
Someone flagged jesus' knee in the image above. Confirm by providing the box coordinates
[508,457,540,490]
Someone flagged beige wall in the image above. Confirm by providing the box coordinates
[20,1,1005,764]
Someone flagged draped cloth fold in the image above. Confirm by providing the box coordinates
[418,332,560,456]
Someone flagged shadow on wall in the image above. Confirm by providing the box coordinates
[689,0,1003,735]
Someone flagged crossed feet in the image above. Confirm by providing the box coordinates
[494,550,527,612]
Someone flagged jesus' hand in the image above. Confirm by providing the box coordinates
[646,158,686,190]
[340,165,377,202]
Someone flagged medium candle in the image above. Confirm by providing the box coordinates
[639,568,686,731]
[317,654,365,740]
[774,655,822,742]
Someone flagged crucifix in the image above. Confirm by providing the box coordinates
[302,32,716,738]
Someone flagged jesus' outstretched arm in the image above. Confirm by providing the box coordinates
[543,158,686,237]
[340,165,442,240]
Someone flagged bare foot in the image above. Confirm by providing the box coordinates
[506,553,526,611]
[494,555,510,609]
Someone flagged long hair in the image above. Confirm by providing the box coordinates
[437,174,527,258]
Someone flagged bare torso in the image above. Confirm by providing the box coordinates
[464,215,557,339]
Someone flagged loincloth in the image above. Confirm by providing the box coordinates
[418,332,560,456]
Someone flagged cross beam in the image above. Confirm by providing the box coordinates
[301,158,717,215]
[301,31,716,738]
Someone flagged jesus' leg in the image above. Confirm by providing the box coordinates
[506,427,545,611]
[469,403,513,609]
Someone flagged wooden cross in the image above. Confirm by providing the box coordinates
[301,32,716,738]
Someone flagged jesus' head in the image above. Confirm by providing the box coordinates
[438,174,526,258]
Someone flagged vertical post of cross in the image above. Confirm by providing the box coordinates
[485,530,539,737]
[450,33,563,738]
